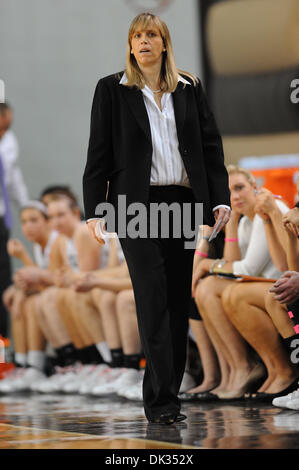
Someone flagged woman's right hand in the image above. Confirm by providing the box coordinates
[86,220,105,245]
[7,239,26,259]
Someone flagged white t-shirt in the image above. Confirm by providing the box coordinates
[33,230,58,269]
[232,199,290,279]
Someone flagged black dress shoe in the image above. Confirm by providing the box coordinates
[179,391,219,402]
[246,377,299,402]
[175,413,187,422]
[150,412,177,425]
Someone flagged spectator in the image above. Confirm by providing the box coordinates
[0,102,29,336]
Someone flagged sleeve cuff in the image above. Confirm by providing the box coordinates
[86,217,105,222]
[212,205,231,212]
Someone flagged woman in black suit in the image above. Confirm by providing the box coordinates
[83,12,231,424]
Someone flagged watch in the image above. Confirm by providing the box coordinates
[210,258,226,273]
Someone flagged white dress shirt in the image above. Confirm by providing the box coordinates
[120,72,192,188]
[87,73,230,221]
[0,130,29,216]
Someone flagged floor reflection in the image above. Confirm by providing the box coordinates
[0,394,299,448]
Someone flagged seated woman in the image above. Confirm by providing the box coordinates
[0,201,57,392]
[247,194,299,405]
[221,186,299,401]
[31,195,134,394]
[192,165,296,400]
[27,194,113,393]
[71,260,143,396]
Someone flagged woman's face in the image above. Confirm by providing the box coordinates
[130,22,164,68]
[21,208,48,242]
[229,172,256,215]
[47,200,79,236]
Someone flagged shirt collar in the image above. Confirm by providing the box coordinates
[119,72,191,86]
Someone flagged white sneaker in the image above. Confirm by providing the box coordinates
[91,368,142,396]
[33,376,55,393]
[61,365,96,393]
[30,375,50,392]
[3,367,46,392]
[272,389,299,408]
[179,371,196,393]
[0,368,26,392]
[91,368,127,395]
[120,380,143,401]
[286,397,299,410]
[37,364,79,393]
[78,364,109,394]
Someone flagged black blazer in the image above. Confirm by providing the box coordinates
[83,71,230,229]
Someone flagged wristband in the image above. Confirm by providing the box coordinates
[195,250,208,257]
[224,238,238,242]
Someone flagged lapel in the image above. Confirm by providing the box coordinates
[172,81,187,143]
[120,79,187,144]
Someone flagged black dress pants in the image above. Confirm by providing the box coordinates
[118,185,197,421]
[0,217,11,337]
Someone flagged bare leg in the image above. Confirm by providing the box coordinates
[187,319,220,393]
[115,289,141,354]
[194,296,231,392]
[265,291,295,338]
[195,276,256,392]
[95,289,121,350]
[23,295,46,351]
[34,293,61,348]
[37,287,73,348]
[55,287,91,348]
[3,286,27,356]
[225,282,298,393]
[62,288,105,345]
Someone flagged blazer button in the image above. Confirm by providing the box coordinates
[184,149,188,154]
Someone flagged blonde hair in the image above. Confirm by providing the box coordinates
[227,164,256,186]
[120,12,198,92]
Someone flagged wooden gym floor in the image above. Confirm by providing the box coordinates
[0,394,299,449]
